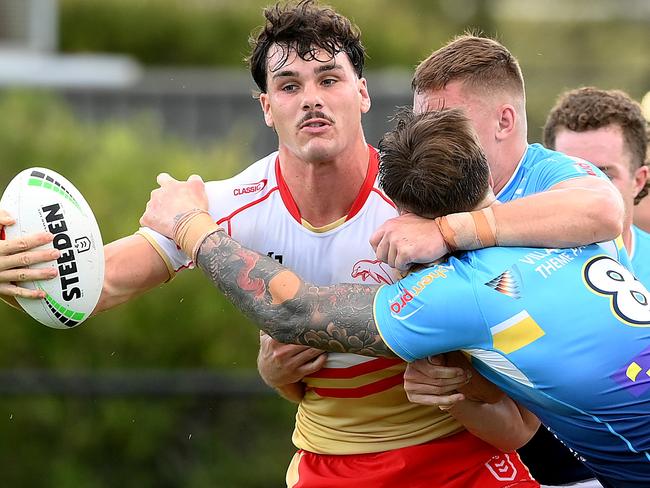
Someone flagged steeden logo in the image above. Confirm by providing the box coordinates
[233,179,267,197]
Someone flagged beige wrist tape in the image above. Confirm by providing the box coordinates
[172,209,223,263]
[434,207,498,251]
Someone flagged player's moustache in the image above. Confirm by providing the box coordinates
[297,111,335,128]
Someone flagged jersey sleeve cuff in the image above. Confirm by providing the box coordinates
[135,230,176,283]
[373,285,416,362]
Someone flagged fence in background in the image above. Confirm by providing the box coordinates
[56,68,413,156]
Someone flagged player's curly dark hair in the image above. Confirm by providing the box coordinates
[379,109,490,218]
[544,87,649,204]
[247,0,365,93]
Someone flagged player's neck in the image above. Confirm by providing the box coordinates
[491,141,527,194]
[622,220,634,254]
[278,142,370,227]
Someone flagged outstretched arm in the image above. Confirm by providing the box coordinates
[97,234,171,314]
[140,173,391,357]
[1,208,174,316]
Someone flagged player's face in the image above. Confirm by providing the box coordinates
[413,81,498,167]
[554,124,649,228]
[259,46,371,164]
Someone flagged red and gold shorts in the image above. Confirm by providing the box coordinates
[287,430,538,488]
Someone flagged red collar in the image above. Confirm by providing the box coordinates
[275,145,379,223]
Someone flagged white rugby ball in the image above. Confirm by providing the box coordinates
[0,167,104,329]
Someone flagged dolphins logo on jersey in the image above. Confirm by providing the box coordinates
[583,255,650,327]
[351,259,394,285]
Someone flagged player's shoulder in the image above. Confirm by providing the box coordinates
[525,143,598,174]
[203,152,279,219]
[524,143,572,167]
[204,153,277,197]
[519,145,603,185]
[633,224,650,246]
[632,225,650,262]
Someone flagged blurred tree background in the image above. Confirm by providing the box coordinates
[57,0,650,136]
[1,0,649,486]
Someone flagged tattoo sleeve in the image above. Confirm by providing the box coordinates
[195,231,395,358]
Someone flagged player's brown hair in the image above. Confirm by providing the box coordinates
[379,109,490,218]
[412,34,524,102]
[543,87,649,204]
[247,0,365,93]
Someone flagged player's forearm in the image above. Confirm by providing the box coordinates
[272,382,306,404]
[194,230,393,357]
[95,234,170,314]
[447,398,540,452]
[493,180,623,247]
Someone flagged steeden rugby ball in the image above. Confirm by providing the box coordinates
[0,168,104,329]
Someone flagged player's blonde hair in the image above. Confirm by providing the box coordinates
[412,34,525,102]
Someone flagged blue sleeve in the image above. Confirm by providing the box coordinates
[529,153,608,193]
[373,259,491,361]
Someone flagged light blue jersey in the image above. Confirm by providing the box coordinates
[374,240,650,485]
[373,145,645,484]
[631,225,650,283]
[496,143,606,203]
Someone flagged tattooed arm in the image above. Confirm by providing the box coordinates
[195,229,393,357]
[139,173,393,357]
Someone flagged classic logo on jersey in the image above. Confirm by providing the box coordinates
[611,345,650,397]
[583,255,650,327]
[389,267,448,317]
[351,259,394,285]
[485,453,517,481]
[485,265,522,299]
[233,179,267,197]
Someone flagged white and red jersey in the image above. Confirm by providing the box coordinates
[139,146,464,454]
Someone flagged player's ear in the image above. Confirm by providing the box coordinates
[633,164,649,199]
[496,104,516,141]
[259,93,274,128]
[359,78,371,114]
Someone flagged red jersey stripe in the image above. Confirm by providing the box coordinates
[306,357,403,379]
[275,145,384,224]
[346,146,380,221]
[275,158,302,223]
[311,371,404,398]
[216,186,280,226]
[371,188,396,209]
